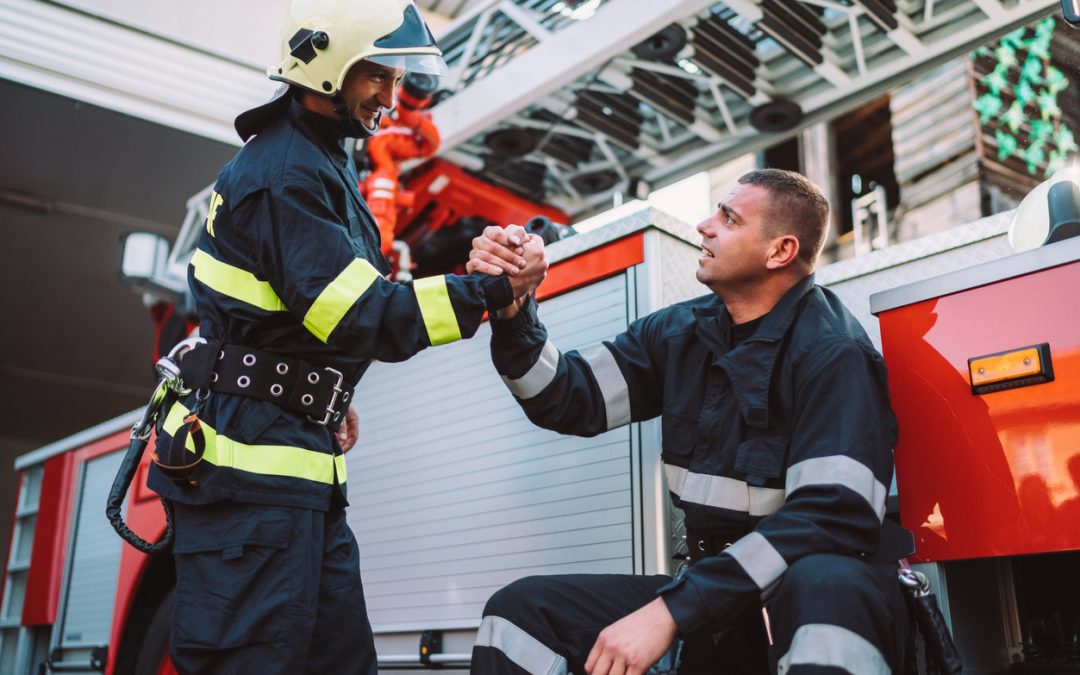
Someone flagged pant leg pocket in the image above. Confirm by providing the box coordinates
[172,502,298,650]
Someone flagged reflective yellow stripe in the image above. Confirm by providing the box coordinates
[163,403,343,485]
[190,249,286,312]
[413,275,462,346]
[335,454,347,484]
[303,258,382,343]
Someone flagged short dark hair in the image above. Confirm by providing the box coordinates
[737,169,829,267]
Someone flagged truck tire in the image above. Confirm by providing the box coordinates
[134,586,177,675]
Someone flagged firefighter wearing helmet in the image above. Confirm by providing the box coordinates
[146,0,547,671]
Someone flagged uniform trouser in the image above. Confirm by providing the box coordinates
[169,500,377,675]
[471,554,910,675]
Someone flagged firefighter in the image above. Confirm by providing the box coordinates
[466,170,911,674]
[145,1,547,673]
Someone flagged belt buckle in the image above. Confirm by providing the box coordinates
[307,366,344,426]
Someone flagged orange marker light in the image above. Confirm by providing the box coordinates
[968,343,1054,394]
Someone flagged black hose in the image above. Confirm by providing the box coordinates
[105,433,175,554]
[106,381,176,555]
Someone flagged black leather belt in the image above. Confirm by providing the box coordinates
[180,341,352,431]
[686,519,915,565]
[687,534,734,564]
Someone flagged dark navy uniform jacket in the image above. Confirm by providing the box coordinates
[149,99,511,511]
[489,274,897,638]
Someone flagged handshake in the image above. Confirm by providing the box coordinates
[466,224,549,319]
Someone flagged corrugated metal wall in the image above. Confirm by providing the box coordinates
[350,274,637,632]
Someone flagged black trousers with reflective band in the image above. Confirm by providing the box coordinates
[471,554,910,675]
[169,501,377,675]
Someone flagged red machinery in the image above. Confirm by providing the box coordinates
[363,74,442,264]
[361,73,567,280]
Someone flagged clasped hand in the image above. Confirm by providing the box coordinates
[465,225,548,318]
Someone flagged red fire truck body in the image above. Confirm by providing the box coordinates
[876,238,1080,562]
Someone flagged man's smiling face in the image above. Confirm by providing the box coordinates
[339,59,405,130]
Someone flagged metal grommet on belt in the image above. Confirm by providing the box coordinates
[237,376,251,388]
[342,391,350,402]
[308,372,320,384]
[243,354,256,366]
[697,539,706,552]
[270,384,283,396]
[210,372,219,383]
[301,393,314,406]
[218,350,225,360]
[276,362,289,375]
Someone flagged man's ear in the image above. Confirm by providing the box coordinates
[765,235,800,270]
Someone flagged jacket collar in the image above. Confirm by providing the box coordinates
[692,274,816,429]
[287,99,349,167]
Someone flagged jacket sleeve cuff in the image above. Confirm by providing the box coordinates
[490,295,540,339]
[656,574,712,637]
[478,273,514,312]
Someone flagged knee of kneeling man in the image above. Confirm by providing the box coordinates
[781,554,869,595]
[483,576,546,618]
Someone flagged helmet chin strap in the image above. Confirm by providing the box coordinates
[332,94,380,139]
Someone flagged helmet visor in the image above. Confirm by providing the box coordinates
[366,52,449,76]
[376,3,438,49]
[368,3,448,75]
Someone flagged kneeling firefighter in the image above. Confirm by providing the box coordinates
[108,1,546,672]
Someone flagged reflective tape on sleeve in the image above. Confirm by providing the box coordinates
[664,463,784,517]
[414,275,463,346]
[190,249,286,312]
[502,341,560,399]
[786,455,887,521]
[303,258,382,343]
[474,616,568,675]
[163,403,341,485]
[726,531,788,591]
[577,342,631,430]
[777,624,890,675]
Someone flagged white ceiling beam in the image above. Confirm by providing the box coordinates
[970,0,1007,19]
[443,6,496,91]
[432,0,716,152]
[887,27,923,55]
[495,1,552,41]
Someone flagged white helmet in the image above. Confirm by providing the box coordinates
[271,0,448,96]
[237,0,447,140]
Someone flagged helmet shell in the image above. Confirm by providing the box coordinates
[270,0,444,95]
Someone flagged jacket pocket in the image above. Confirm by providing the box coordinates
[734,434,788,487]
[172,503,297,649]
[225,399,283,446]
[661,413,697,461]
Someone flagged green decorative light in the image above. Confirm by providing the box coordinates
[973,16,1073,177]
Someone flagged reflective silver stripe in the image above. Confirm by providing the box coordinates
[726,532,788,590]
[786,455,888,521]
[577,342,631,430]
[777,624,890,675]
[664,463,784,517]
[502,341,560,399]
[475,616,568,675]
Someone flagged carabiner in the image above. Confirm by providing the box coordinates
[155,336,207,395]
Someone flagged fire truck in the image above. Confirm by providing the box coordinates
[4,164,1080,672]
[3,0,1078,672]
